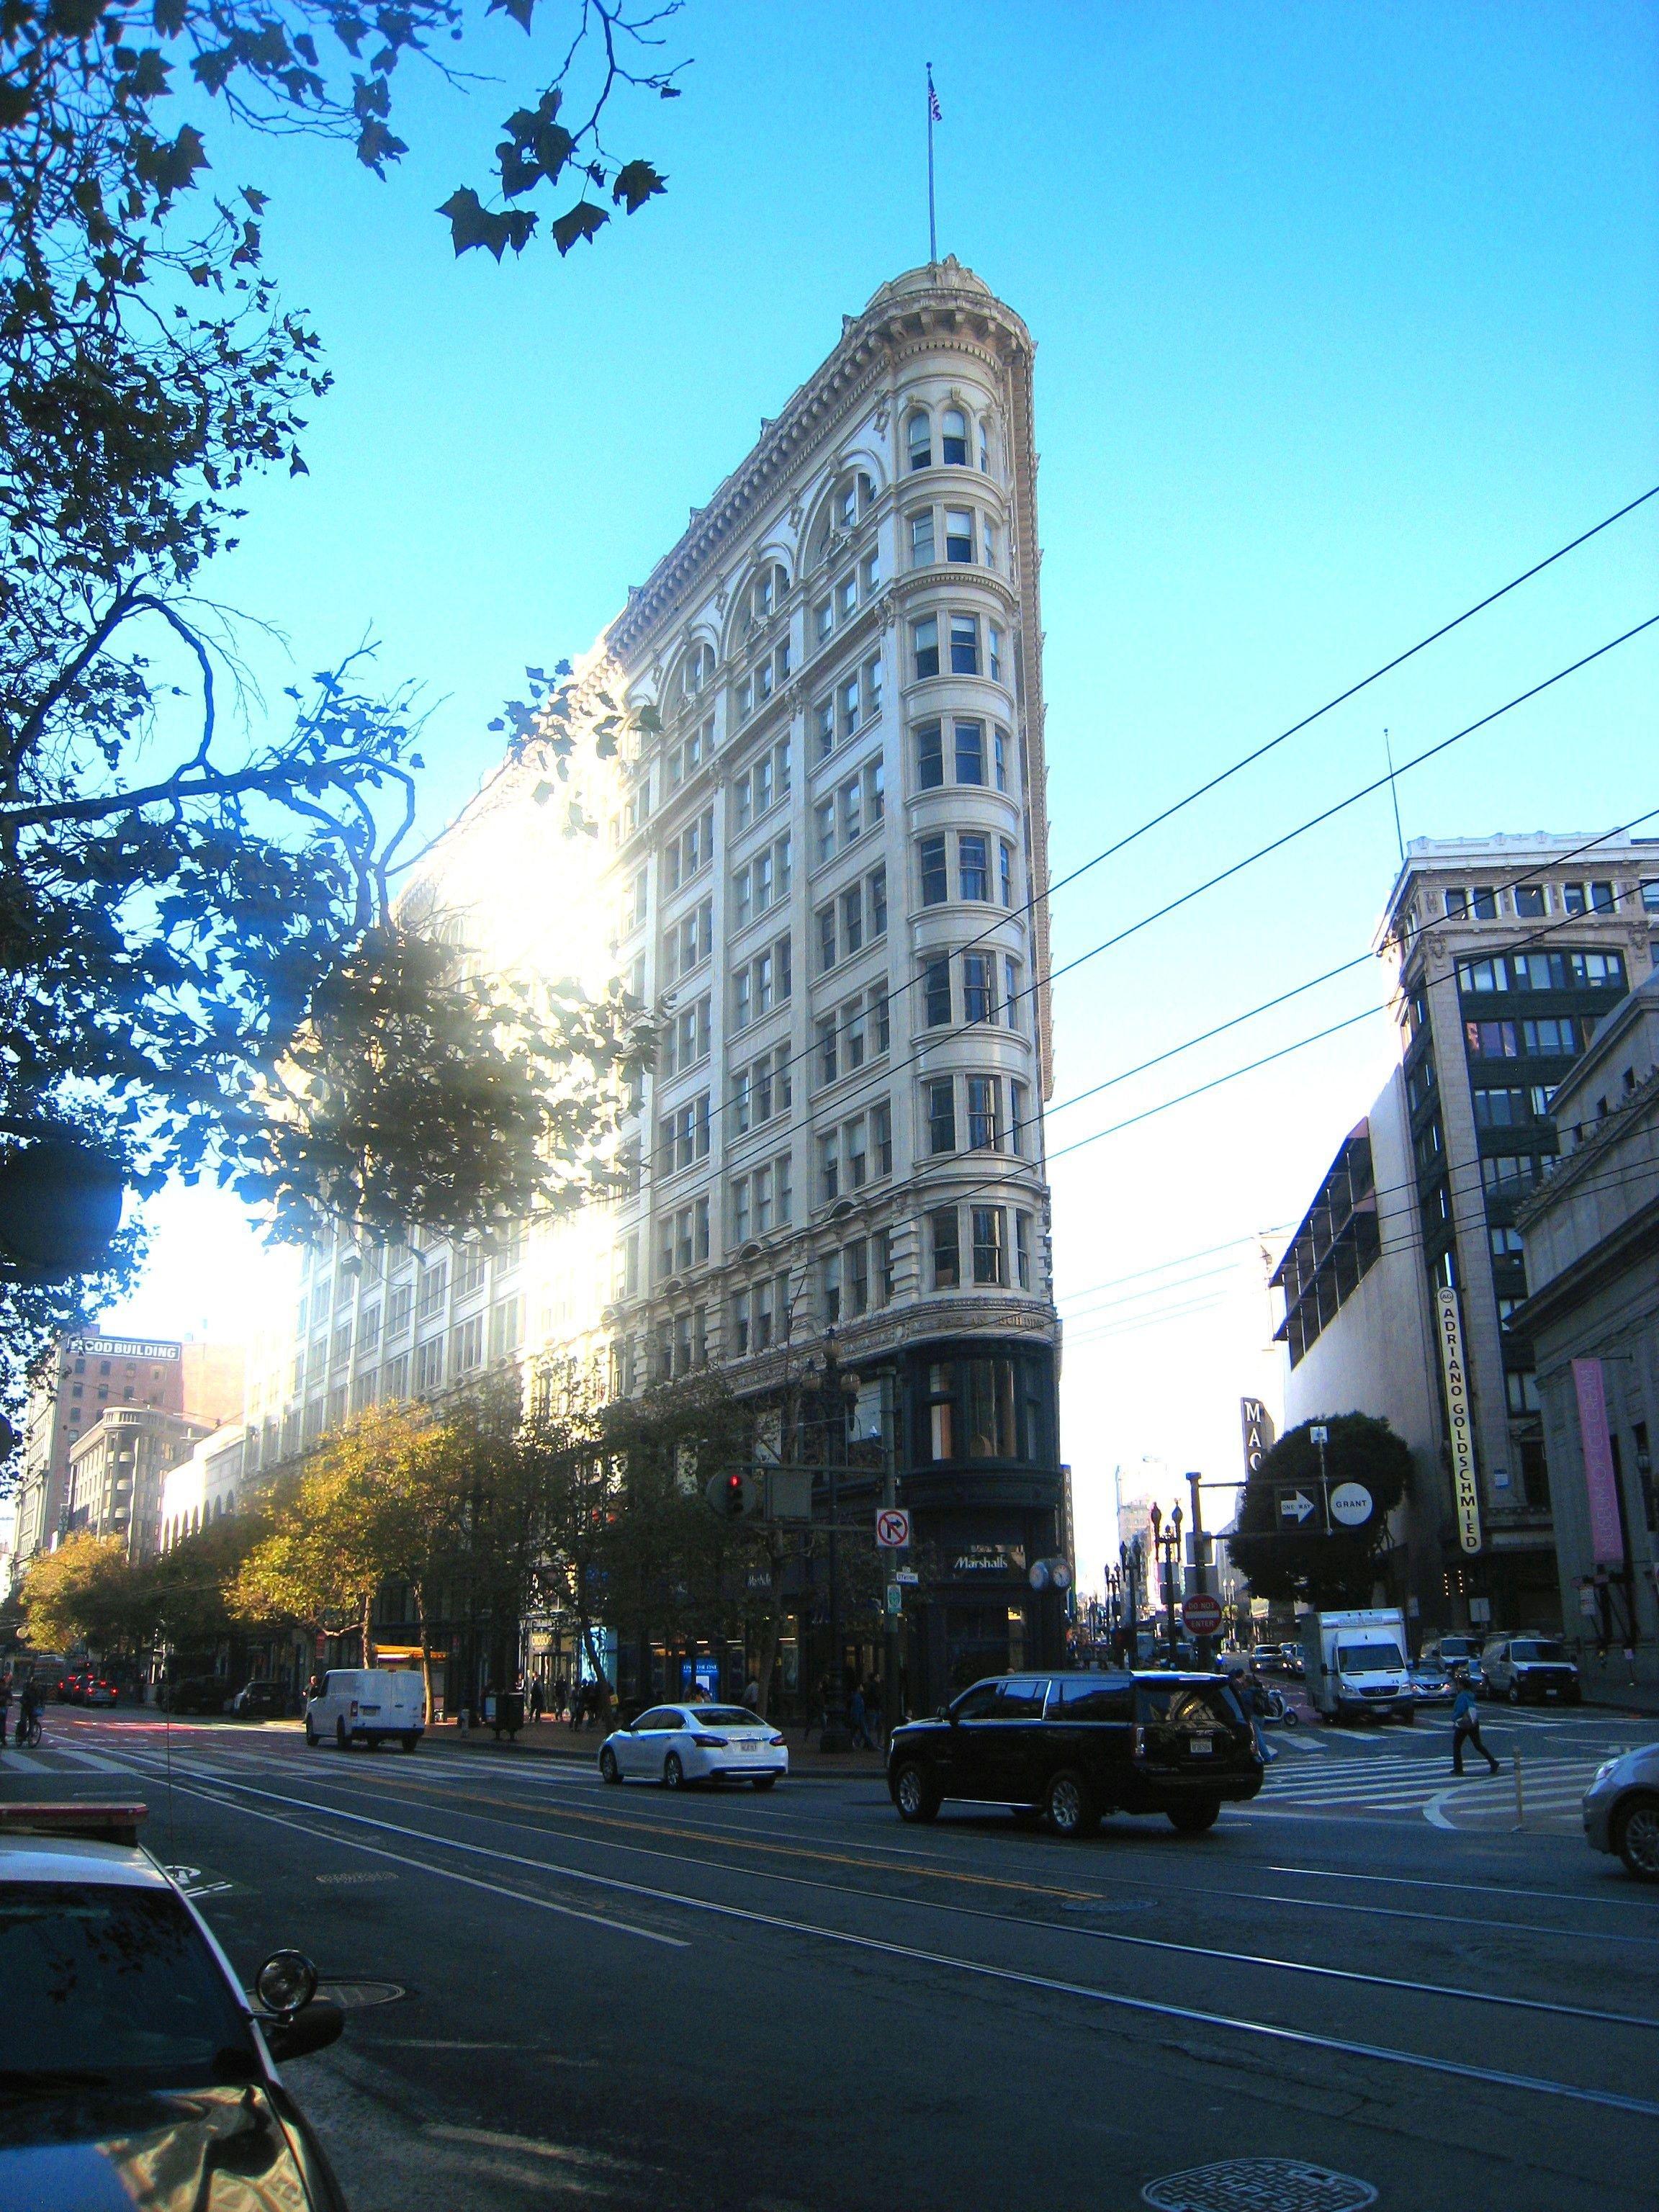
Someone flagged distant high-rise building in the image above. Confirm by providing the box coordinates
[1277,832,1658,1630]
[250,260,1066,1709]
[15,1333,245,1565]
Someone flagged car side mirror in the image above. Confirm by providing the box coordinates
[262,2002,343,2064]
[936,1705,950,1722]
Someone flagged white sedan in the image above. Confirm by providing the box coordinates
[599,1703,788,1790]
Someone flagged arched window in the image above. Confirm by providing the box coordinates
[752,562,788,622]
[686,642,714,695]
[978,418,991,474]
[941,408,968,467]
[907,412,932,471]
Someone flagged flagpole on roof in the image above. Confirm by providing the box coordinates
[926,63,940,264]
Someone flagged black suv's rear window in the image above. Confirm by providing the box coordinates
[1136,1683,1245,1730]
[1053,1678,1133,1722]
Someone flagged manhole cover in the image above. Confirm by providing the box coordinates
[315,1979,406,2010]
[1143,2159,1377,2212]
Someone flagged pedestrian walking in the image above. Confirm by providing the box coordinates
[528,1676,544,1722]
[848,1681,875,1750]
[742,1674,761,1712]
[0,1675,11,1748]
[1450,1669,1500,1776]
[866,1675,884,1750]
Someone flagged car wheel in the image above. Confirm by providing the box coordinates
[662,1753,685,1790]
[893,1760,940,1824]
[599,1745,621,1784]
[399,1732,418,1753]
[752,1776,777,1791]
[1169,1798,1220,1835]
[1507,1684,1521,1705]
[1614,1794,1659,1883]
[336,1719,349,1751]
[1044,1769,1098,1840]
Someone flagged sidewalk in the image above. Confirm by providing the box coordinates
[1579,1671,1659,1719]
[424,1717,891,1780]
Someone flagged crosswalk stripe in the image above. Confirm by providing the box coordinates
[1,1749,47,1773]
[53,1748,132,1772]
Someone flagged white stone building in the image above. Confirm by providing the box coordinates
[247,261,1066,1708]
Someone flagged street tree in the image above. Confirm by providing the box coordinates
[17,1532,155,1660]
[1228,1413,1413,1609]
[0,0,685,1423]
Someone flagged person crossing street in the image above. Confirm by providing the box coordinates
[1450,1667,1500,1777]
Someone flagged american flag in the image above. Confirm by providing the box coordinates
[927,67,942,122]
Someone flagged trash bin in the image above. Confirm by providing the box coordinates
[491,1690,524,1742]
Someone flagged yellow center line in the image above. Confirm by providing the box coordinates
[318,1769,1100,1904]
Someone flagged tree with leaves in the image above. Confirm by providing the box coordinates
[1228,1413,1413,1609]
[0,0,685,1426]
[17,1532,154,1659]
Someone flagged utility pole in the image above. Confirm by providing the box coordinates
[1186,1470,1215,1669]
[881,1373,902,1728]
[1310,1424,1332,1534]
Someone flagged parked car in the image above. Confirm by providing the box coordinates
[1420,1634,1485,1688]
[1583,1743,1659,1881]
[159,1676,230,1716]
[598,1703,788,1789]
[230,1680,289,1720]
[0,1805,349,2208]
[887,1671,1263,1838]
[305,1667,425,1751]
[1480,1635,1581,1705]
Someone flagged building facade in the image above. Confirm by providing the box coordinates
[65,1408,215,1562]
[1514,973,1659,1678]
[246,261,1064,1714]
[14,1334,244,1566]
[1272,834,1658,1635]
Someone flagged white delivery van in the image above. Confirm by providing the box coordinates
[1299,1608,1415,1725]
[305,1667,426,1751]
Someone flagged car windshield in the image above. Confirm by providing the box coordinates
[1136,1683,1244,1730]
[1336,1642,1404,1673]
[0,1883,259,2091]
[687,1707,765,1727]
[1511,1640,1568,1663]
[1440,1640,1478,1659]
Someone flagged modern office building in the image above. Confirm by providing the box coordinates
[247,261,1064,1712]
[14,1334,244,1565]
[1275,833,1658,1632]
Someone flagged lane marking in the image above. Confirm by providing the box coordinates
[118,1753,1656,1948]
[159,1771,1659,2123]
[160,1768,1659,2038]
[157,1778,685,1948]
[1260,1862,1659,1912]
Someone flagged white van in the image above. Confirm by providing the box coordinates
[305,1668,425,1752]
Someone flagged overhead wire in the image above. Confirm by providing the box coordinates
[660,487,1659,1177]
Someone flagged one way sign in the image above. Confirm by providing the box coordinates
[1279,1490,1316,1525]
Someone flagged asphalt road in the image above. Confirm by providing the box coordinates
[5,1703,1659,2212]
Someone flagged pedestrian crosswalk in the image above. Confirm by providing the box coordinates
[0,1745,135,1775]
[1252,1747,1606,1827]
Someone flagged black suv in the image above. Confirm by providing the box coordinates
[886,1671,1263,1838]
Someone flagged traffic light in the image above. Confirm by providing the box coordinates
[704,1468,759,1519]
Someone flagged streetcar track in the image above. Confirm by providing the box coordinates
[139,1761,1659,2036]
[142,1771,1659,2124]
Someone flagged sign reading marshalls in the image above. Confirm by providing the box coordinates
[1434,1286,1482,1555]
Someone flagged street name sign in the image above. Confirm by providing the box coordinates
[1182,1592,1223,1636]
[875,1508,912,1549]
[1328,1483,1373,1528]
[1280,1490,1316,1524]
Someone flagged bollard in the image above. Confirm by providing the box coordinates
[1513,1744,1524,1830]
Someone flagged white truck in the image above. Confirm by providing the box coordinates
[1299,1607,1415,1725]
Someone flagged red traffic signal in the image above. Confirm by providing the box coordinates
[703,1468,760,1519]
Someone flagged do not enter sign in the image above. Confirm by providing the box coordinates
[1182,1592,1223,1637]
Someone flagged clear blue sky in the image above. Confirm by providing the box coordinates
[104,1,1659,1585]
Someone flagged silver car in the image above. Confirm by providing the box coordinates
[1583,1743,1659,1881]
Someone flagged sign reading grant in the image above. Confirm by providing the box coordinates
[1434,1287,1482,1555]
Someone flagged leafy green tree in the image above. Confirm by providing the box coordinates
[0,0,680,1421]
[17,1532,153,1659]
[1229,1413,1413,1609]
